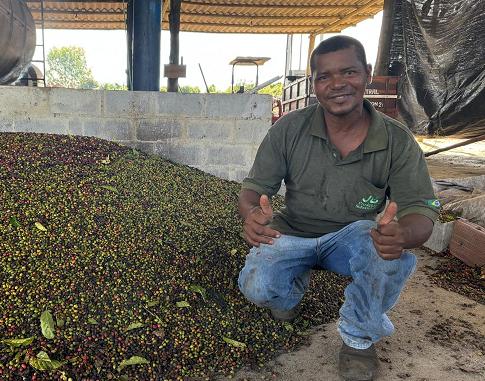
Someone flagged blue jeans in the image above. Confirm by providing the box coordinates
[238,220,417,349]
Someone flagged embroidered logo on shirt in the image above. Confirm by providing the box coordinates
[425,199,441,209]
[355,195,381,210]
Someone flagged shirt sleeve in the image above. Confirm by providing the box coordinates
[241,122,287,197]
[388,131,440,222]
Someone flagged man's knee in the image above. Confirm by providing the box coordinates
[347,219,376,236]
[238,262,274,306]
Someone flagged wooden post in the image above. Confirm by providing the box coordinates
[168,0,181,92]
[306,34,316,77]
[374,0,396,76]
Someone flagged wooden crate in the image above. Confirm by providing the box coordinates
[364,76,399,119]
[449,219,485,267]
[282,75,399,119]
[282,76,314,113]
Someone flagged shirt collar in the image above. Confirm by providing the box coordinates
[309,99,388,153]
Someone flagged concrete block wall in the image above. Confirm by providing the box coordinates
[0,87,273,182]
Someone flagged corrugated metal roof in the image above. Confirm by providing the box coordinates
[26,0,383,33]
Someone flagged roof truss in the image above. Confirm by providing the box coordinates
[26,0,383,33]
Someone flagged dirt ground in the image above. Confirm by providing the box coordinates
[421,137,485,179]
[223,248,485,381]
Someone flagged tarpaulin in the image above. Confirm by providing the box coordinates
[387,0,485,137]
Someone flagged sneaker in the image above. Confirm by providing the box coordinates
[338,342,378,381]
[270,304,301,322]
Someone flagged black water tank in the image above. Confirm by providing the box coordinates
[0,0,36,85]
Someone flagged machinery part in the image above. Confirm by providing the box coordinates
[14,63,43,87]
[248,75,282,94]
[0,0,36,85]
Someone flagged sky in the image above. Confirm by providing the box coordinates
[34,11,383,91]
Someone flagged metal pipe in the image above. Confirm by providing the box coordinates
[424,135,485,157]
[168,0,181,92]
[374,0,396,76]
[132,0,161,91]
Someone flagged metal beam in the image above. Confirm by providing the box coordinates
[130,0,161,91]
[167,0,181,92]
[374,0,395,75]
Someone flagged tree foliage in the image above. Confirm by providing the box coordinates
[160,85,202,93]
[46,46,98,89]
[222,81,283,97]
[258,82,283,98]
[99,83,127,91]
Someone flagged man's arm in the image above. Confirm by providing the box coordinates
[239,189,280,247]
[370,201,434,260]
[396,213,434,248]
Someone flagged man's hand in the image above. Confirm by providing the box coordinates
[370,201,408,260]
[243,195,281,247]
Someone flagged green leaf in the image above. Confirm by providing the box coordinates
[1,336,35,347]
[29,351,65,371]
[125,322,144,332]
[40,310,55,339]
[222,336,247,348]
[56,317,65,328]
[283,322,294,332]
[119,375,129,381]
[117,356,149,372]
[9,216,20,228]
[35,222,47,232]
[230,249,237,255]
[180,220,194,228]
[100,155,110,164]
[99,185,119,194]
[189,284,207,301]
[87,318,99,325]
[37,351,50,360]
[176,301,190,308]
[297,330,311,336]
[146,300,159,307]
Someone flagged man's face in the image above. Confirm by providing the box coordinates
[312,47,371,117]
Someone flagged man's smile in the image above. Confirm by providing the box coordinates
[328,93,354,103]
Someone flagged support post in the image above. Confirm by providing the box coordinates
[284,34,293,87]
[126,0,133,90]
[374,0,396,76]
[306,34,316,77]
[168,0,181,92]
[130,0,161,91]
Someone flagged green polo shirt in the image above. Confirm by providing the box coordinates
[242,100,439,238]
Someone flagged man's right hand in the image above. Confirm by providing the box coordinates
[243,195,281,247]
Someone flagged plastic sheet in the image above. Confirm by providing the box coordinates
[388,0,485,137]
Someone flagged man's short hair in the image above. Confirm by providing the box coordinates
[310,35,368,76]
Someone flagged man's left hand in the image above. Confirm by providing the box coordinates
[370,201,408,260]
